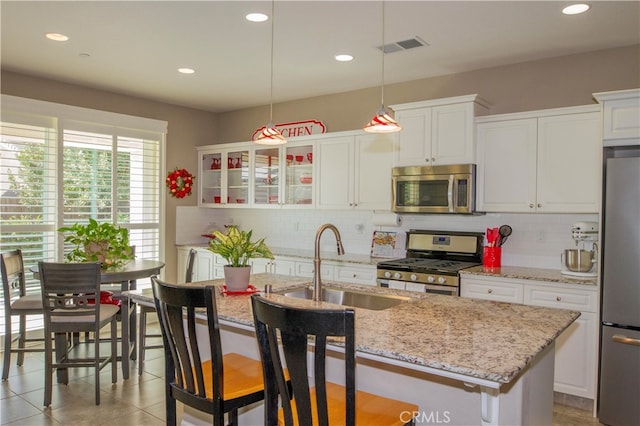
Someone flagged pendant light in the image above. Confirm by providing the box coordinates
[255,0,286,145]
[363,0,401,133]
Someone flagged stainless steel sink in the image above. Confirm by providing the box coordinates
[282,286,410,311]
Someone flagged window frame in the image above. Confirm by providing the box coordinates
[1,95,167,332]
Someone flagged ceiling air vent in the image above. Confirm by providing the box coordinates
[378,36,428,54]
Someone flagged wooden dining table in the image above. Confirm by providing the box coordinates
[32,259,165,380]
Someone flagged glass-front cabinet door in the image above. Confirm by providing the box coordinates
[198,147,249,207]
[252,142,314,207]
[199,150,223,206]
[253,147,281,206]
[284,143,314,206]
[226,149,250,206]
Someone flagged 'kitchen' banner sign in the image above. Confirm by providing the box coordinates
[252,120,326,141]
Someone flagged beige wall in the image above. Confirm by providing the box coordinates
[1,70,217,281]
[2,44,638,279]
[217,44,640,143]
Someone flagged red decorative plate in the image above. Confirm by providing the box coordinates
[221,284,260,295]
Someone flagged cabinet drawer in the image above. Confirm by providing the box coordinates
[524,285,597,312]
[461,280,523,303]
[294,261,333,280]
[334,265,376,286]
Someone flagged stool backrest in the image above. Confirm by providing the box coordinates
[1,249,26,308]
[38,262,103,333]
[151,276,223,411]
[185,248,197,283]
[251,294,356,426]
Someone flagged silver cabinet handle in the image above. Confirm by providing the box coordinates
[425,158,430,162]
[556,296,562,302]
[487,289,493,294]
[529,203,534,208]
[537,203,542,208]
[612,334,640,347]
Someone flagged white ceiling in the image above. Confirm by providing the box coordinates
[1,1,639,113]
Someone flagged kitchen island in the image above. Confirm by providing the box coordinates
[128,273,579,425]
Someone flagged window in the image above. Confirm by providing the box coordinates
[1,95,166,333]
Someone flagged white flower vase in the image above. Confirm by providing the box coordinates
[224,266,251,291]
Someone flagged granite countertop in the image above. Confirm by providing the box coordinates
[268,246,386,265]
[128,273,579,385]
[178,243,389,266]
[460,265,598,287]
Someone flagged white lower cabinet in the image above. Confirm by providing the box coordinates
[177,246,217,283]
[459,275,523,303]
[176,247,375,285]
[294,260,334,281]
[333,264,377,286]
[461,275,597,400]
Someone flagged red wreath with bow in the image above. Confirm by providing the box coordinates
[166,168,194,198]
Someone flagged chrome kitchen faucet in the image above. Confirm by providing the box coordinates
[313,224,345,302]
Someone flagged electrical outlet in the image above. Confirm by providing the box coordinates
[536,230,546,243]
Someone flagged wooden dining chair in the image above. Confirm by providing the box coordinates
[251,294,419,426]
[1,249,45,381]
[138,248,196,374]
[151,276,265,426]
[38,261,119,406]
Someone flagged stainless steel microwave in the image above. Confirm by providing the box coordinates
[391,164,476,214]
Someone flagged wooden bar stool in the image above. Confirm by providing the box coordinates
[138,248,196,374]
[251,294,419,425]
[1,249,45,381]
[152,276,266,425]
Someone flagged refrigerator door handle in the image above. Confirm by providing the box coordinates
[612,334,640,347]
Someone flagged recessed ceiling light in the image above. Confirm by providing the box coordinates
[178,68,195,74]
[246,12,268,22]
[562,4,590,15]
[335,54,354,62]
[45,32,69,42]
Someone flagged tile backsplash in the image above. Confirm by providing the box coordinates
[191,208,599,270]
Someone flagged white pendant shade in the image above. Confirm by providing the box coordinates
[363,107,402,133]
[255,124,287,145]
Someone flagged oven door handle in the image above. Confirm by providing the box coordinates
[447,175,455,213]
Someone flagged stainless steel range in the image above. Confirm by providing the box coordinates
[376,230,484,296]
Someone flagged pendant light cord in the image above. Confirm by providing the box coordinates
[269,0,275,124]
[380,0,386,108]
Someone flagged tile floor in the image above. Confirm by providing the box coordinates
[1,325,603,425]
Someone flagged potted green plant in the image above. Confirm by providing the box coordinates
[208,226,274,291]
[58,218,135,269]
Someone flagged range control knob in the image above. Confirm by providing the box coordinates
[393,272,402,280]
[410,274,418,281]
[384,271,392,278]
[427,275,435,283]
[438,277,447,284]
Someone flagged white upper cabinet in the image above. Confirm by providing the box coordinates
[476,106,602,213]
[252,141,315,208]
[197,145,250,208]
[594,88,640,145]
[476,118,538,212]
[316,132,395,210]
[391,94,490,167]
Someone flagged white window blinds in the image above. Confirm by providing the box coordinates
[1,95,166,333]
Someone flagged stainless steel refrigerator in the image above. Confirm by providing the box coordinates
[598,146,640,426]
